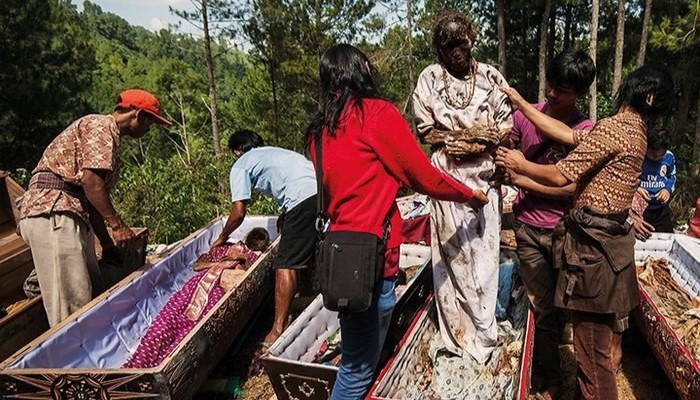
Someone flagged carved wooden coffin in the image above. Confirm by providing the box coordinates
[368,251,534,400]
[633,233,700,400]
[0,173,148,362]
[0,215,278,400]
[261,244,434,400]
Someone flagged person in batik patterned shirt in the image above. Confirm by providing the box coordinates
[17,89,171,326]
[497,66,674,400]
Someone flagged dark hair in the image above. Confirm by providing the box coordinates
[305,44,382,148]
[647,127,670,151]
[244,227,270,252]
[546,50,596,95]
[615,66,674,120]
[228,130,265,153]
[432,10,477,57]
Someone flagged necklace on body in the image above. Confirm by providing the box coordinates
[441,60,477,109]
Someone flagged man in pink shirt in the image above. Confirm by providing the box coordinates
[506,50,595,400]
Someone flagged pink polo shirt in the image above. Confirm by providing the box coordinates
[509,103,594,229]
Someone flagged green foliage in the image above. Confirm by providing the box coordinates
[2,0,699,243]
[0,0,95,169]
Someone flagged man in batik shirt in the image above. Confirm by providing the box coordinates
[17,89,171,326]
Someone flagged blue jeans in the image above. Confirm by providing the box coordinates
[331,279,396,400]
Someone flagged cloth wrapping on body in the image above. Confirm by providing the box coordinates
[123,243,258,368]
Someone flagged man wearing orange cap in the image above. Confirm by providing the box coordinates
[17,89,171,326]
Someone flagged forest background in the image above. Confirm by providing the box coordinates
[1,0,698,243]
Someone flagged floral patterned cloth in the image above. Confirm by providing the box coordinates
[123,244,258,368]
[17,114,120,225]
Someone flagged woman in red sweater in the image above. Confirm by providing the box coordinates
[305,43,489,400]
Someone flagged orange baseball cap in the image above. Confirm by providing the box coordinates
[116,89,172,125]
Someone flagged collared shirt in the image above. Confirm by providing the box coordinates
[556,112,646,215]
[18,114,121,224]
[229,147,317,212]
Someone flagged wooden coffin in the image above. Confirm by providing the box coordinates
[0,172,148,362]
[633,233,700,400]
[0,215,278,400]
[368,272,534,400]
[261,243,434,400]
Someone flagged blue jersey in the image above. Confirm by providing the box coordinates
[639,151,676,209]
[229,147,317,212]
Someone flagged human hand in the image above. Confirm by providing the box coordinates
[211,235,228,249]
[496,147,527,174]
[631,212,654,241]
[506,169,525,187]
[111,225,136,249]
[468,189,489,210]
[499,86,528,111]
[656,189,671,203]
[636,187,651,202]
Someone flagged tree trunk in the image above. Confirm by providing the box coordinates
[694,88,700,165]
[612,0,625,95]
[496,0,507,76]
[538,0,553,102]
[201,0,221,157]
[564,3,572,50]
[637,0,652,67]
[269,63,280,146]
[678,61,695,125]
[589,0,599,121]
[407,0,415,86]
[548,6,556,62]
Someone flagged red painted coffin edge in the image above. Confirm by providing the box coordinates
[366,294,433,400]
[633,283,700,400]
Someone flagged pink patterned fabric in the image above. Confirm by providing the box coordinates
[124,244,258,368]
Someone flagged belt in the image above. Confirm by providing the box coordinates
[29,172,86,200]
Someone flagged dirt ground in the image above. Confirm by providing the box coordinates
[197,297,679,400]
[553,327,678,400]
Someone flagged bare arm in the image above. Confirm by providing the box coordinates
[212,201,247,248]
[496,147,570,187]
[499,86,576,146]
[510,172,576,200]
[82,168,134,248]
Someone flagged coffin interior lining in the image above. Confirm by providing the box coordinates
[9,216,278,369]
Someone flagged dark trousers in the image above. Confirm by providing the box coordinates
[643,205,674,233]
[514,221,563,387]
[572,311,620,400]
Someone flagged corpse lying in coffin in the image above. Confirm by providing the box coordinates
[0,216,278,400]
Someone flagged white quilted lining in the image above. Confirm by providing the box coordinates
[8,216,278,369]
[634,233,700,297]
[266,244,432,365]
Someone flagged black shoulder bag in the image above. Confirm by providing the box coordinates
[314,136,389,313]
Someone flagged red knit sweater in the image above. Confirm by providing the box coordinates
[310,98,474,277]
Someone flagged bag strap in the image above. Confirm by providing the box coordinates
[314,133,391,242]
[314,135,327,234]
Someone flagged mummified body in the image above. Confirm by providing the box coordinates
[412,9,513,363]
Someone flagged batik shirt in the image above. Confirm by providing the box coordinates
[18,114,121,224]
[556,112,646,215]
